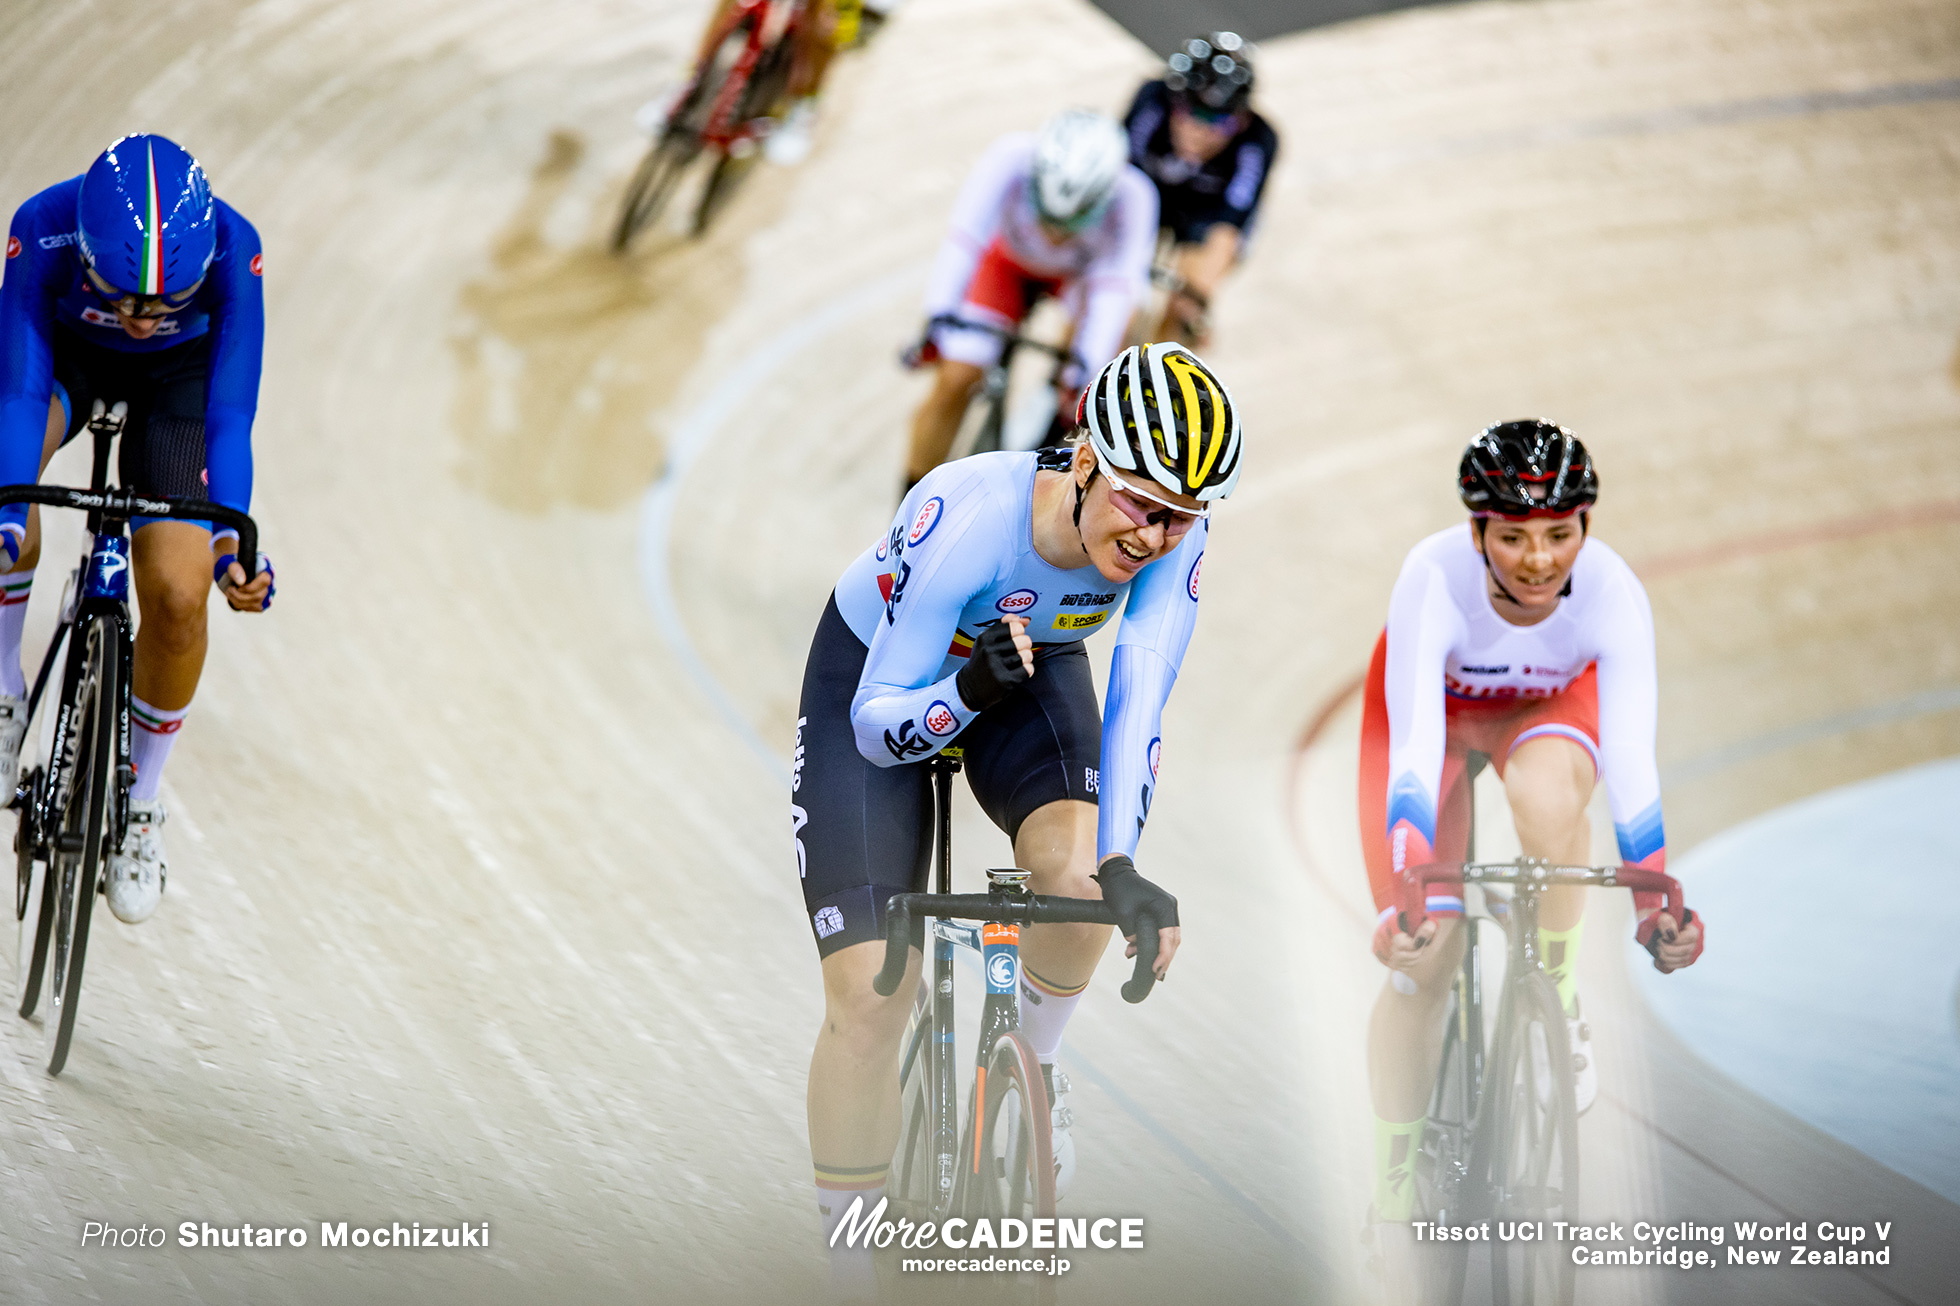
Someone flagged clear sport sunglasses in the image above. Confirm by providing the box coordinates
[1092,447,1209,538]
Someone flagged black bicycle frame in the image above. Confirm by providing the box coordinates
[5,408,259,867]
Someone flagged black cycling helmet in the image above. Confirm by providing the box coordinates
[1459,420,1598,519]
[1166,32,1254,115]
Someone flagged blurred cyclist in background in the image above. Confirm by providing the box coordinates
[903,110,1157,492]
[0,134,274,925]
[663,0,889,167]
[1123,32,1278,347]
[1358,421,1702,1251]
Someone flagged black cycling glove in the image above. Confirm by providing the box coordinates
[956,621,1032,711]
[1092,855,1179,938]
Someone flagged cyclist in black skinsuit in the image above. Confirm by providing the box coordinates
[1122,32,1279,347]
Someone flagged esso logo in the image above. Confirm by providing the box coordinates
[250,253,263,277]
[924,700,959,736]
[4,236,19,260]
[1186,554,1203,602]
[986,953,1017,989]
[1148,737,1162,779]
[907,496,944,546]
[996,589,1037,615]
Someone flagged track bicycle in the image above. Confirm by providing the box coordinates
[904,315,1079,463]
[11,400,258,1076]
[872,753,1162,1246]
[1399,753,1689,1306]
[612,0,803,248]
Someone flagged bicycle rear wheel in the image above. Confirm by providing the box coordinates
[1417,977,1476,1301]
[14,763,50,1017]
[889,989,938,1217]
[44,615,119,1076]
[613,15,758,252]
[1488,969,1577,1306]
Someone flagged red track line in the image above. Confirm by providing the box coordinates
[1633,498,1960,582]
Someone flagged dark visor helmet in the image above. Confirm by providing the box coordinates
[1165,32,1254,116]
[1459,420,1598,519]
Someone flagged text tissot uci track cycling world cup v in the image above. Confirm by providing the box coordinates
[2,1,1957,1304]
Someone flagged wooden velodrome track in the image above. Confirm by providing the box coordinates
[0,0,1956,1302]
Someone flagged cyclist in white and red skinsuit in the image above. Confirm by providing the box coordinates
[1358,421,1703,1244]
[904,110,1158,489]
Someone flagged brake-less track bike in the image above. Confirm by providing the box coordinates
[12,400,258,1076]
[905,315,1078,463]
[1401,752,1689,1305]
[872,752,1162,1262]
[613,0,803,248]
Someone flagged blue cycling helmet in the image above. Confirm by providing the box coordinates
[76,134,216,299]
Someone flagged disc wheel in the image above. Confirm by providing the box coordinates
[1487,969,1578,1306]
[43,616,119,1077]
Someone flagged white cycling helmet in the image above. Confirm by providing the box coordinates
[1030,110,1128,229]
[1079,342,1243,502]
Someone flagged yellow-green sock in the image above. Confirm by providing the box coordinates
[1538,918,1585,1016]
[1372,1115,1425,1220]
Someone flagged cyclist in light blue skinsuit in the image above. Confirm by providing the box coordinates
[793,342,1243,1297]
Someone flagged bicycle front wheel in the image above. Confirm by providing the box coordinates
[612,131,704,253]
[1488,969,1578,1306]
[970,1031,1054,1220]
[44,615,120,1076]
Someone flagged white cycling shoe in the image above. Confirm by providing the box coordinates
[0,693,28,794]
[1568,997,1597,1115]
[106,799,167,924]
[1045,1065,1075,1201]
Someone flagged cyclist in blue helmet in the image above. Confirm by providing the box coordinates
[0,133,274,926]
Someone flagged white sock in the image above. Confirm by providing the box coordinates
[0,569,33,699]
[129,696,189,803]
[815,1177,885,1301]
[1018,968,1088,1065]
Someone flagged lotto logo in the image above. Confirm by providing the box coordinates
[924,700,959,736]
[1148,737,1162,779]
[250,253,263,277]
[907,496,944,546]
[1187,554,1203,602]
[996,588,1037,614]
[814,906,845,938]
[5,236,18,259]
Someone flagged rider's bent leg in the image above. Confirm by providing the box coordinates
[1366,917,1465,1218]
[1013,798,1111,1063]
[904,360,983,488]
[1503,733,1596,1012]
[129,520,218,801]
[809,940,921,1292]
[0,400,68,699]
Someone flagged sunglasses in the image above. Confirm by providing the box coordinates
[1093,449,1208,539]
[84,266,202,319]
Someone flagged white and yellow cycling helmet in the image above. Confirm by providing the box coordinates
[1078,342,1243,501]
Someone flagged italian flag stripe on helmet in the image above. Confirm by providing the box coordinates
[142,140,164,295]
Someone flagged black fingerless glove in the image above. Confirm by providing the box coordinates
[955,621,1031,711]
[1092,855,1179,937]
